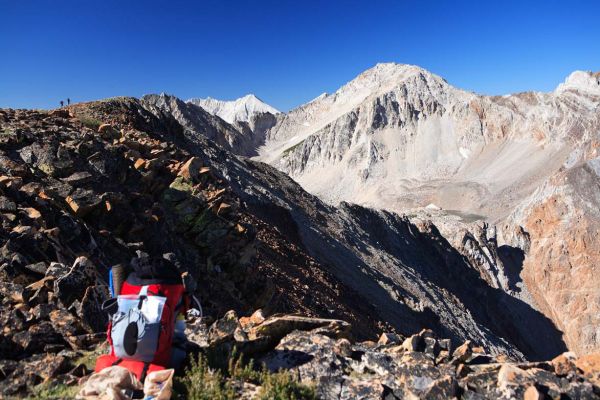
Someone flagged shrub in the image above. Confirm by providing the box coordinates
[258,370,316,400]
[177,354,236,400]
[79,116,102,130]
[176,351,315,400]
[29,382,78,399]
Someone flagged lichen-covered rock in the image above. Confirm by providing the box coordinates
[576,353,600,386]
[249,314,351,342]
[54,256,97,306]
[208,310,243,345]
[77,285,110,333]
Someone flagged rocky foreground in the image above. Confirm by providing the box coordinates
[0,105,380,396]
[196,310,600,399]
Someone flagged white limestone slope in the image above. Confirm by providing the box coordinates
[188,94,280,124]
[256,64,600,222]
[555,70,600,96]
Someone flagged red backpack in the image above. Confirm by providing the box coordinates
[95,254,189,382]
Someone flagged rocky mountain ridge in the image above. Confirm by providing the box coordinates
[0,103,389,396]
[258,64,600,219]
[250,63,600,357]
[138,93,277,157]
[183,64,600,358]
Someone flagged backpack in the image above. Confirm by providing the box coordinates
[95,253,189,382]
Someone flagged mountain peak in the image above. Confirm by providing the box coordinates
[187,94,280,124]
[241,93,260,100]
[555,70,600,95]
[358,62,433,79]
[331,62,448,102]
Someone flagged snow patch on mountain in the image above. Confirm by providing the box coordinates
[188,94,280,124]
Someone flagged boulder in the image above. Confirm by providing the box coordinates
[424,337,439,357]
[0,308,27,334]
[217,202,231,215]
[45,262,69,278]
[249,315,351,342]
[208,310,243,345]
[261,331,341,379]
[338,380,389,400]
[77,285,110,333]
[575,353,600,385]
[239,309,266,329]
[178,157,203,182]
[451,340,473,365]
[21,207,42,220]
[0,359,19,380]
[31,354,71,380]
[0,354,71,396]
[333,338,352,358]
[497,364,532,398]
[97,123,120,139]
[54,256,97,306]
[551,351,577,376]
[28,303,54,321]
[0,281,26,303]
[65,188,102,216]
[23,276,53,305]
[12,321,63,354]
[49,309,80,338]
[421,375,458,399]
[24,261,47,275]
[62,171,93,185]
[0,176,23,190]
[50,109,70,118]
[134,158,147,170]
[377,332,401,346]
[524,385,544,400]
[402,335,421,351]
[0,196,16,212]
[400,329,434,352]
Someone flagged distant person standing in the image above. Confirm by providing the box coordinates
[60,100,64,107]
[67,98,71,105]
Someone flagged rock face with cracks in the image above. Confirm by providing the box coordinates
[504,151,600,356]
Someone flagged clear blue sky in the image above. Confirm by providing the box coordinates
[1,0,599,111]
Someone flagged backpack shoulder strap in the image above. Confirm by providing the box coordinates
[140,362,150,382]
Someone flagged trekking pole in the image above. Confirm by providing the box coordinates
[192,294,203,320]
[181,271,203,320]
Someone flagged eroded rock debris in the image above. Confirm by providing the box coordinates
[185,310,600,399]
[0,105,384,396]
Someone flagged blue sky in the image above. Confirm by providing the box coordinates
[1,0,599,111]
